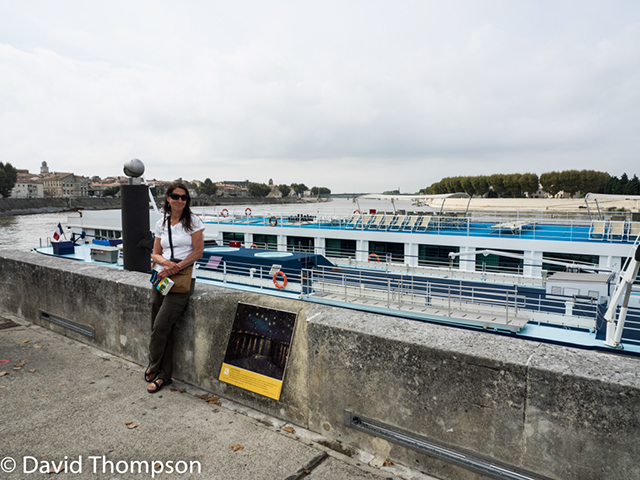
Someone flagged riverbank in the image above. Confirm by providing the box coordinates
[0,198,122,217]
[0,196,318,217]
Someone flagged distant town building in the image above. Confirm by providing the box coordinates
[215,180,249,197]
[267,178,282,198]
[529,186,549,199]
[42,172,90,198]
[224,180,249,189]
[89,176,132,197]
[554,190,580,199]
[10,170,44,198]
[40,161,50,176]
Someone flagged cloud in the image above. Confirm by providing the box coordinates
[1,0,640,192]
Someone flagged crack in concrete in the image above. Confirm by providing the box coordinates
[520,343,542,467]
[284,452,329,480]
[0,318,20,330]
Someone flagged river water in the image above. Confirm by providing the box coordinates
[0,213,73,251]
[0,197,429,252]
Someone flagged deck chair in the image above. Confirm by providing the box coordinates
[517,221,535,231]
[344,214,360,229]
[590,221,607,239]
[415,216,431,231]
[608,221,625,240]
[390,215,407,231]
[628,222,640,241]
[368,214,385,229]
[381,214,396,230]
[490,222,511,233]
[403,215,420,231]
[357,214,372,229]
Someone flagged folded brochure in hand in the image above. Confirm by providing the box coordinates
[150,266,174,295]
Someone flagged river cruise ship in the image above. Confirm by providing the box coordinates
[56,193,640,354]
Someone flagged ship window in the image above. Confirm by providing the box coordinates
[222,232,244,246]
[419,245,459,268]
[369,241,404,263]
[252,234,277,250]
[96,229,121,239]
[476,248,524,274]
[287,236,314,253]
[542,253,599,274]
[563,287,580,297]
[325,239,356,259]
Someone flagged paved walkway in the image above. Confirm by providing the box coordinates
[0,314,433,480]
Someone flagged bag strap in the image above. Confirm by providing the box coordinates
[167,217,176,260]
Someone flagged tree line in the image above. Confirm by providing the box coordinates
[197,179,331,198]
[421,170,640,198]
[109,179,331,198]
[0,162,18,198]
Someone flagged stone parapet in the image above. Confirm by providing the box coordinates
[1,249,639,480]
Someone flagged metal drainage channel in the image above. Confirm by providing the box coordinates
[38,310,95,338]
[344,411,552,480]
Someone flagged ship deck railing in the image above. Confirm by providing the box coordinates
[303,266,599,331]
[193,252,600,331]
[195,257,306,292]
[334,256,546,286]
[203,212,640,245]
[588,220,640,241]
[196,253,598,331]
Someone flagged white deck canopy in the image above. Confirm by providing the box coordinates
[358,193,471,215]
[584,193,640,220]
[584,193,640,200]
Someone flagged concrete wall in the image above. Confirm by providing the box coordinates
[0,197,122,216]
[1,249,639,480]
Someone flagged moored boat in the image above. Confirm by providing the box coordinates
[45,193,640,354]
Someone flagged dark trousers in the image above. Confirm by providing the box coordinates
[148,279,195,380]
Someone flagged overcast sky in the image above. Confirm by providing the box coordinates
[1,1,639,193]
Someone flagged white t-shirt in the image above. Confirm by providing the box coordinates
[155,214,204,277]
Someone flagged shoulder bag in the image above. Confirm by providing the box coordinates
[166,221,193,294]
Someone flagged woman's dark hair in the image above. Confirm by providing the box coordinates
[163,181,194,232]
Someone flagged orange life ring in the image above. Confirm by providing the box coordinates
[273,271,287,289]
[368,253,380,262]
[221,208,229,218]
[245,207,252,216]
[269,216,278,227]
[250,243,257,249]
[353,209,361,214]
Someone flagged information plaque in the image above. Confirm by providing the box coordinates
[219,303,298,400]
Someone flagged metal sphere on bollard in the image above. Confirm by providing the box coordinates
[124,158,145,178]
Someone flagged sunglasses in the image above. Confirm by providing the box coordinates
[168,193,189,201]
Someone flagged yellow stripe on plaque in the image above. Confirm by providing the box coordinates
[219,363,283,400]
